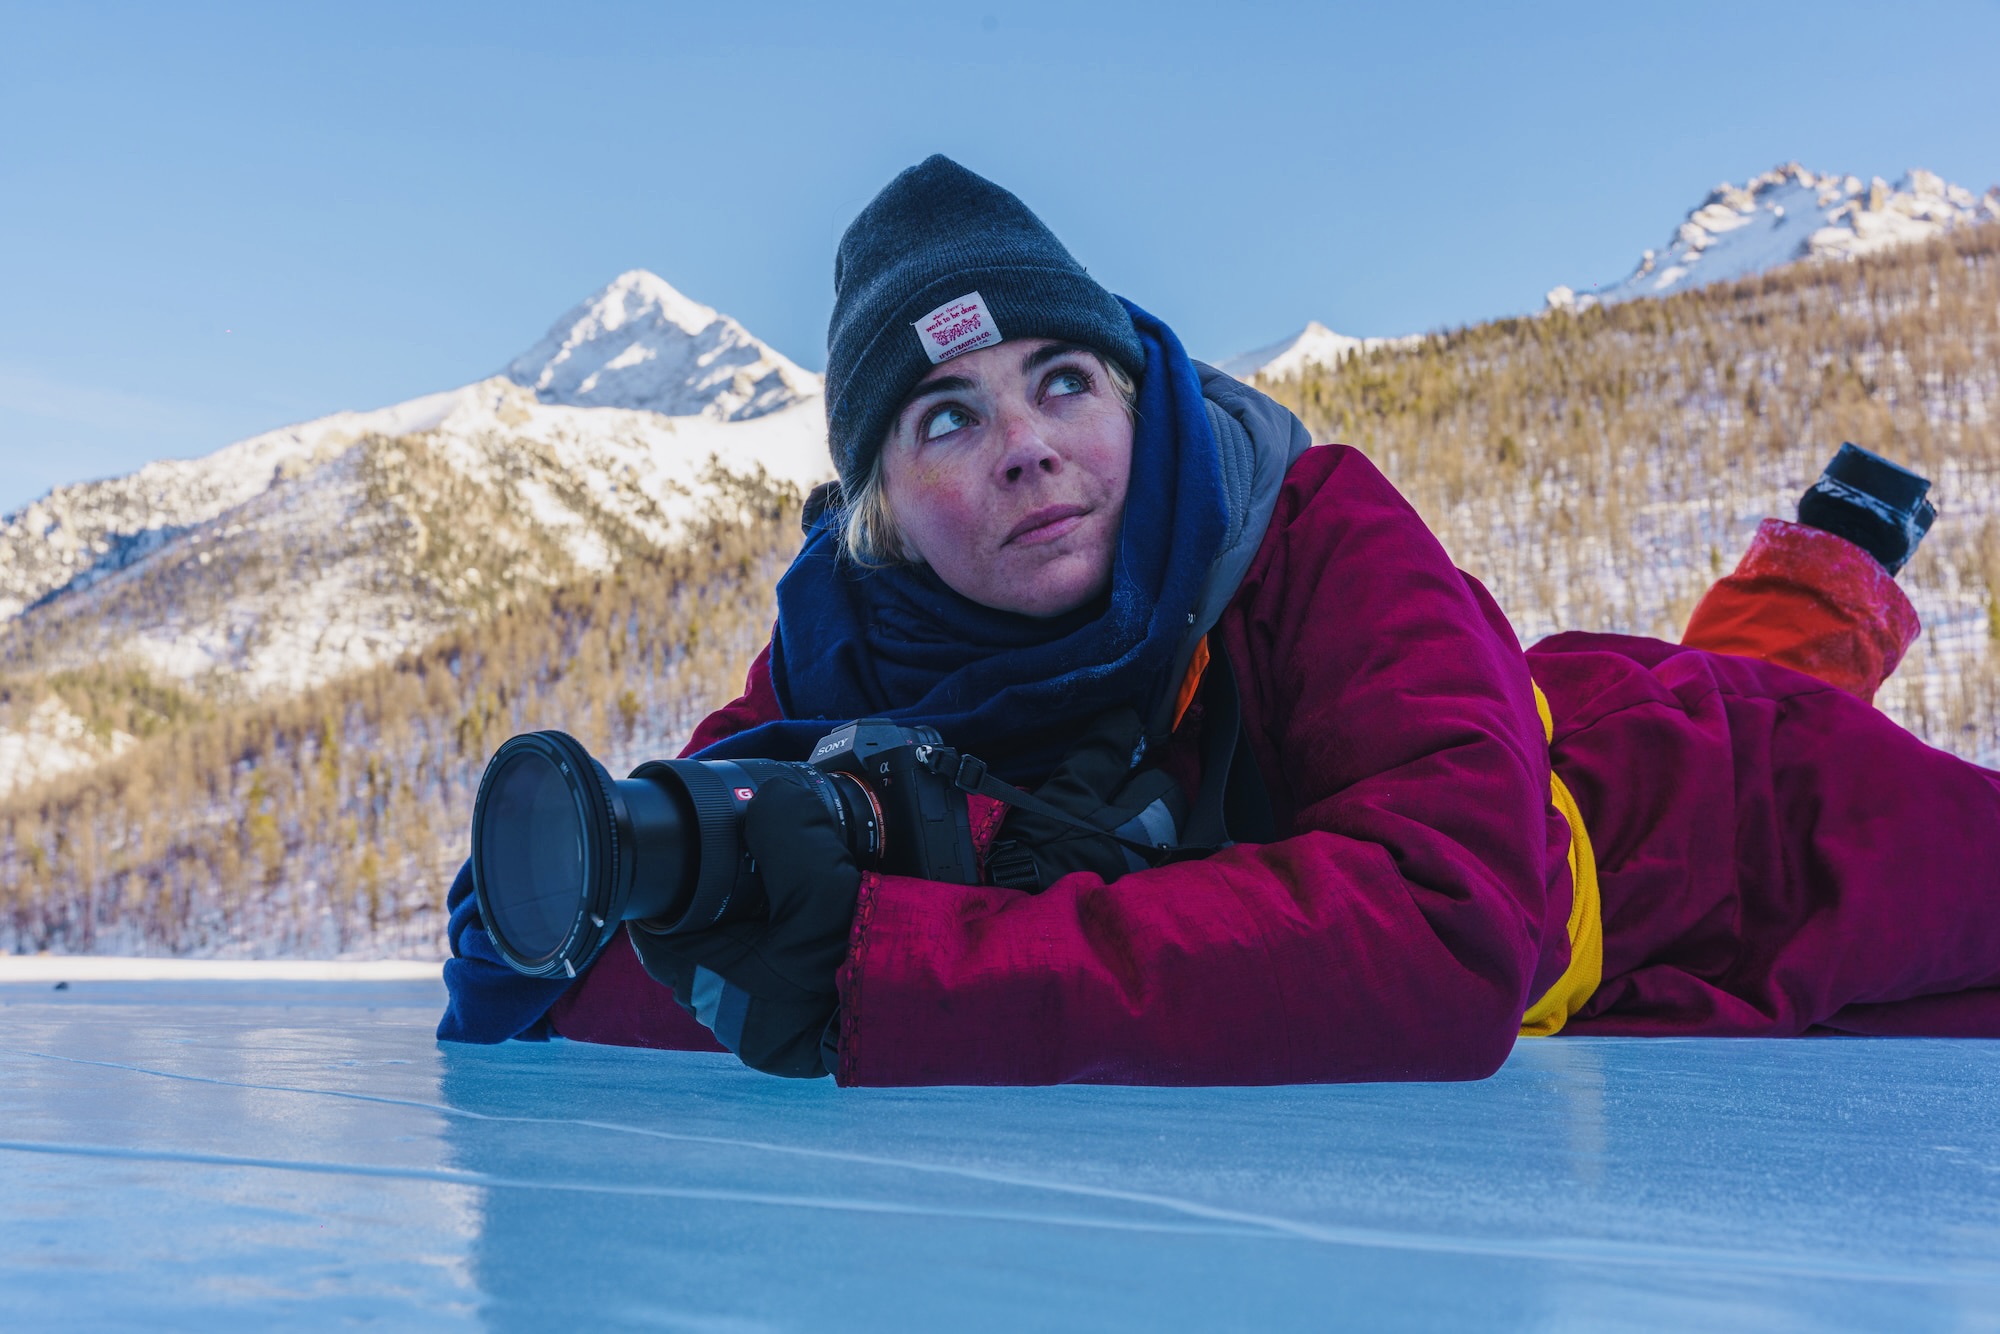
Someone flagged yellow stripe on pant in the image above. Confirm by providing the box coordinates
[1517,681,1604,1037]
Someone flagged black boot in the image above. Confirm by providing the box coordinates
[1796,443,1936,576]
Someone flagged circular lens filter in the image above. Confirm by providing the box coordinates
[470,731,623,977]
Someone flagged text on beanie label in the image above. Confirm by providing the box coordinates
[914,292,1002,364]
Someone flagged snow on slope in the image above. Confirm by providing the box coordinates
[1216,322,1422,382]
[0,274,830,792]
[9,381,823,693]
[0,386,471,623]
[0,695,136,794]
[1550,164,2000,310]
[506,269,820,418]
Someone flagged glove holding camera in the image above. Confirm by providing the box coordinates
[629,769,862,1079]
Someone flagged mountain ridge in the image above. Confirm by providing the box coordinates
[1,271,827,619]
[0,273,831,792]
[1215,322,1422,381]
[1219,164,1999,380]
[1550,164,2000,310]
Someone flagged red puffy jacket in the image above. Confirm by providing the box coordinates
[551,447,2000,1082]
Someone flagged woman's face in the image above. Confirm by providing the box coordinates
[880,338,1133,618]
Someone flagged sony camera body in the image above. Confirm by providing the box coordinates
[806,719,979,886]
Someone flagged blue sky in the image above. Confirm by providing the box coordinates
[2,0,1996,514]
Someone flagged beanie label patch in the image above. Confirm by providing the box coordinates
[914,292,1002,364]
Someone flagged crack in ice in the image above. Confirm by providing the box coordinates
[0,1137,1271,1239]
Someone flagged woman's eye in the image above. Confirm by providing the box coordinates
[922,406,973,441]
[1045,370,1090,398]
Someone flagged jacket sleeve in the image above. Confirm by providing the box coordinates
[1679,519,1919,703]
[834,446,1568,1086]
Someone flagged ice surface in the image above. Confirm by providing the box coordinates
[4,980,1998,1330]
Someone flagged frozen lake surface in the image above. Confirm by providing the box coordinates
[3,977,1998,1331]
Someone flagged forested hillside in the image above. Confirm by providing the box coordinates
[0,473,797,957]
[1261,224,2000,755]
[5,226,1996,960]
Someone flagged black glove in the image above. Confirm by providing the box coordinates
[987,707,1186,892]
[1796,442,1935,575]
[628,769,861,1078]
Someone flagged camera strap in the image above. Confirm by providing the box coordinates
[913,651,1271,873]
[916,745,1219,867]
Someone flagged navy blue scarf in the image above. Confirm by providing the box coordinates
[697,301,1225,784]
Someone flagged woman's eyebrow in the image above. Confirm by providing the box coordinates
[904,373,975,405]
[1022,342,1096,375]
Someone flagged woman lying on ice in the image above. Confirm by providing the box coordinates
[438,155,1999,1084]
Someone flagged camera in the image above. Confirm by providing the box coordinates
[467,720,980,979]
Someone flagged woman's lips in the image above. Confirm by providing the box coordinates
[1004,504,1090,546]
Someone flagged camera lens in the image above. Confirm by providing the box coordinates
[472,730,712,978]
[470,733,887,979]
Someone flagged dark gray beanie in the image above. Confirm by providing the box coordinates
[824,154,1144,496]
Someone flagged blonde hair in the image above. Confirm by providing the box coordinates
[841,352,1137,567]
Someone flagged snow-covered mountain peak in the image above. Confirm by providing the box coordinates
[1551,163,2000,310]
[505,269,822,420]
[592,268,727,335]
[1216,321,1420,382]
[1216,322,1356,379]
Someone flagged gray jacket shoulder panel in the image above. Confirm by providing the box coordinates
[1147,362,1314,734]
[1190,362,1313,638]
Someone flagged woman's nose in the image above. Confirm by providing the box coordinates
[995,414,1061,484]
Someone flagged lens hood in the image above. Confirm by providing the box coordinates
[625,759,756,935]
